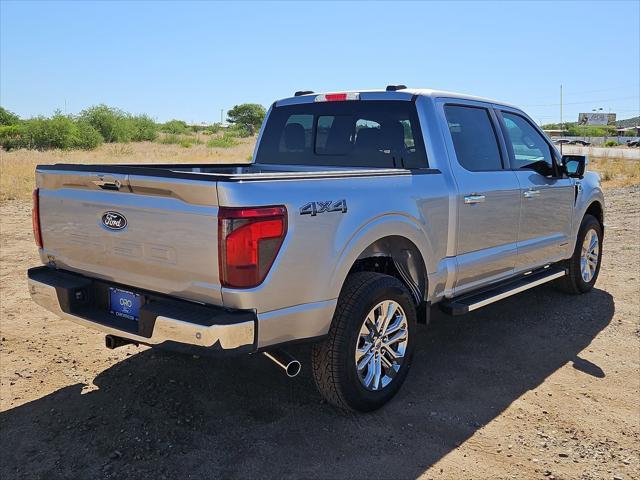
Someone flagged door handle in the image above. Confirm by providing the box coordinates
[523,190,541,198]
[464,194,486,204]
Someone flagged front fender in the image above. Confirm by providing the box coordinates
[572,171,605,247]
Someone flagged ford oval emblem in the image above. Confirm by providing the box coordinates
[101,211,127,231]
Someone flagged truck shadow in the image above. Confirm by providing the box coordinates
[0,287,614,480]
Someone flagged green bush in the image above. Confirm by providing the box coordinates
[158,134,181,145]
[74,121,104,149]
[26,114,80,150]
[158,134,202,147]
[565,124,617,137]
[225,124,251,138]
[0,113,103,151]
[79,104,135,143]
[130,114,158,141]
[178,138,195,148]
[161,119,189,135]
[603,140,618,147]
[208,123,223,134]
[0,107,21,126]
[206,134,238,148]
[189,124,210,133]
[0,103,253,152]
[0,124,28,150]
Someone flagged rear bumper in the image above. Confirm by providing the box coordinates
[27,266,257,355]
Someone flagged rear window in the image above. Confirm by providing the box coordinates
[255,101,427,168]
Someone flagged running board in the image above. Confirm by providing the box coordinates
[440,267,566,316]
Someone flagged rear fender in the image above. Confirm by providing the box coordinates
[329,214,434,301]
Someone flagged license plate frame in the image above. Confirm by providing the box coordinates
[109,287,142,322]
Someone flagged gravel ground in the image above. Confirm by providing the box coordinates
[1,187,638,480]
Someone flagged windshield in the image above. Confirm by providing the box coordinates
[255,100,428,168]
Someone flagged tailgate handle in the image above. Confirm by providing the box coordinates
[93,176,122,191]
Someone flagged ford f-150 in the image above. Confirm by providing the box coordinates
[28,86,604,411]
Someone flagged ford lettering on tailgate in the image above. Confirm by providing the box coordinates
[102,211,127,230]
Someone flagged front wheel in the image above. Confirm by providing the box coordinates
[311,272,417,412]
[558,214,603,294]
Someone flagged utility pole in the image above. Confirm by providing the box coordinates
[220,109,224,125]
[560,85,563,154]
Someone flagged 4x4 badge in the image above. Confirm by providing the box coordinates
[299,200,347,216]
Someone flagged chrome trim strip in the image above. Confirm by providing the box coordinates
[466,270,565,312]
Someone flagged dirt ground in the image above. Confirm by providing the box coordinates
[0,187,638,480]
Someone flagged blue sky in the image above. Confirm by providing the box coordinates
[1,1,639,124]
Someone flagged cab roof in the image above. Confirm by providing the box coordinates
[276,88,519,110]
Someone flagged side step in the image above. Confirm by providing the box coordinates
[440,266,566,316]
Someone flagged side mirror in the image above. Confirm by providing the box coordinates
[562,155,587,178]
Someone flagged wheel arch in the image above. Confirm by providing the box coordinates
[328,214,434,324]
[348,235,428,308]
[585,200,604,229]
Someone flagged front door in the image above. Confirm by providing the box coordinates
[441,102,522,294]
[498,110,574,271]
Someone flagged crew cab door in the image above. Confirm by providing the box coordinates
[496,109,574,271]
[440,102,521,294]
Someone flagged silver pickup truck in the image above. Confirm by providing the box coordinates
[28,87,604,411]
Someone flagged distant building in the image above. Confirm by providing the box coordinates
[543,129,567,138]
[616,126,640,136]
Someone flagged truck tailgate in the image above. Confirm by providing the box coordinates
[36,169,222,305]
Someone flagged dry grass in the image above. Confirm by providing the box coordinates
[0,139,256,201]
[588,157,640,189]
[1,142,638,202]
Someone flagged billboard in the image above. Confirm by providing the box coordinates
[578,112,616,126]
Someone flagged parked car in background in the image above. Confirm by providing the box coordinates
[569,140,591,146]
[553,138,571,145]
[28,87,605,412]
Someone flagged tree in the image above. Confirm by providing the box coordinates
[226,103,265,131]
[0,106,20,126]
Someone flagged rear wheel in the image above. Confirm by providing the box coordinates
[558,214,603,294]
[311,272,416,412]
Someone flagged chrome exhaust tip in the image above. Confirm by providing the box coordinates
[263,350,301,378]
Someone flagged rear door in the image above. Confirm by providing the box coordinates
[439,101,522,294]
[37,169,222,305]
[496,109,574,271]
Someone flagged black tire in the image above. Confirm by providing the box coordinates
[311,272,417,412]
[557,214,603,294]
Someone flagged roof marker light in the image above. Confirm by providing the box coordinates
[315,92,360,102]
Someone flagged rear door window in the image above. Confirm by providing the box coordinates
[444,105,503,171]
[256,101,427,168]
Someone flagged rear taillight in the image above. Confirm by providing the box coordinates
[32,188,43,248]
[218,206,287,288]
